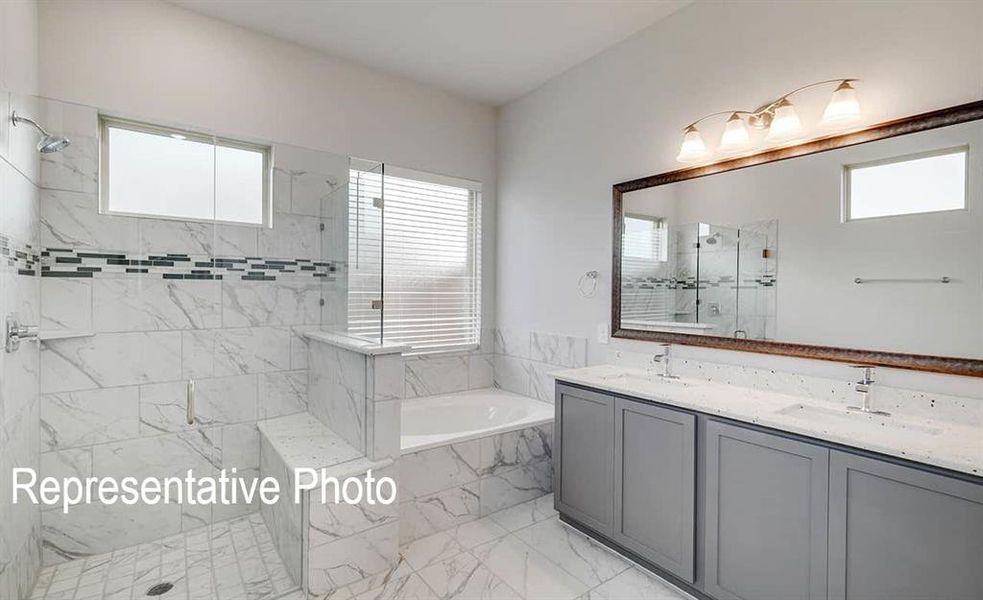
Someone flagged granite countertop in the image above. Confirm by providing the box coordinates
[553,364,983,477]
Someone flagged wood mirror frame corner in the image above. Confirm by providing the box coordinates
[611,99,983,377]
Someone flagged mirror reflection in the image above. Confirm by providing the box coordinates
[619,119,982,359]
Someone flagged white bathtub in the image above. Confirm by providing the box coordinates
[401,388,554,454]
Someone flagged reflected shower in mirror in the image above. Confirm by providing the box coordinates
[614,104,983,369]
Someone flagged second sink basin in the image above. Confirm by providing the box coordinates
[776,403,943,436]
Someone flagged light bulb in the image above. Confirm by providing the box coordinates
[676,125,708,163]
[766,98,803,142]
[718,113,751,153]
[819,80,861,129]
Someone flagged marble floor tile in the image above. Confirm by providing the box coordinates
[472,535,589,600]
[486,493,557,532]
[513,518,630,587]
[580,567,694,600]
[400,532,465,571]
[417,552,521,600]
[29,512,299,600]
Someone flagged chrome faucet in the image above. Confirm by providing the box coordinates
[654,344,679,379]
[847,366,890,416]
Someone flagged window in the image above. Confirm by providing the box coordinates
[100,117,271,225]
[623,215,668,262]
[348,164,481,354]
[844,147,967,221]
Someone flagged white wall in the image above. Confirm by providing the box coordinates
[496,0,983,390]
[38,0,498,330]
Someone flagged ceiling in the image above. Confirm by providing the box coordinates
[169,0,690,106]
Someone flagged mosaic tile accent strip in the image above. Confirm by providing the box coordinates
[40,248,338,281]
[623,274,776,290]
[1,234,41,276]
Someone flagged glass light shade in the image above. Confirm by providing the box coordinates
[718,113,751,153]
[766,98,803,142]
[819,81,861,128]
[676,126,708,163]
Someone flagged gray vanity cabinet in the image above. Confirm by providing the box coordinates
[703,420,829,600]
[554,384,615,534]
[828,451,983,600]
[612,398,696,582]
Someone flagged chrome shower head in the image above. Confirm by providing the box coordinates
[704,232,721,245]
[11,111,71,154]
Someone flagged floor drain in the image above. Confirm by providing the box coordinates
[146,582,174,596]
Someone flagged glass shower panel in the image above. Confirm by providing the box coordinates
[671,222,700,324]
[347,158,385,344]
[736,220,779,340]
[697,223,740,336]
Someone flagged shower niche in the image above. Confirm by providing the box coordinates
[621,215,777,340]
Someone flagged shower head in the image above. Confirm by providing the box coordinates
[704,232,721,245]
[11,111,71,154]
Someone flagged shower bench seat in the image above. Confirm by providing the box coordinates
[257,412,398,597]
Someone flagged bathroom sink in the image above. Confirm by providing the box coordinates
[775,403,943,436]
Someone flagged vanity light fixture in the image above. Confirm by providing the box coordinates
[676,124,708,162]
[718,112,752,153]
[675,78,861,163]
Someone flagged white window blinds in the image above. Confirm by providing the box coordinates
[621,215,671,323]
[348,164,481,354]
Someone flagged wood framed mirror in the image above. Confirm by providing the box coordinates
[612,100,983,377]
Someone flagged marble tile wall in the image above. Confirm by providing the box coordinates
[403,328,494,400]
[35,98,350,566]
[492,328,588,403]
[307,340,404,462]
[398,424,553,544]
[304,463,399,597]
[0,90,43,600]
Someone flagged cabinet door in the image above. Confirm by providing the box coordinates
[613,398,696,582]
[554,384,615,534]
[704,420,829,600]
[828,451,983,600]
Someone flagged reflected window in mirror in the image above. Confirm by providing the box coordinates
[845,146,967,221]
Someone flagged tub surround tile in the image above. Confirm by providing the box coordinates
[530,332,587,369]
[468,354,494,389]
[493,329,530,359]
[400,441,481,499]
[479,461,553,516]
[477,425,552,476]
[404,355,469,399]
[492,355,531,397]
